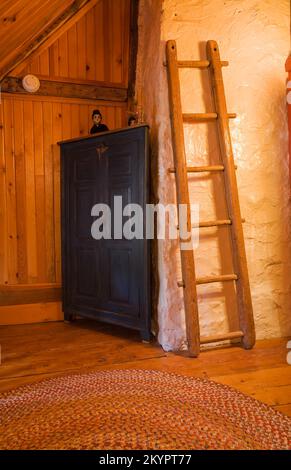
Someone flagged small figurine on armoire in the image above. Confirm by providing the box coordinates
[128,115,138,127]
[90,109,109,134]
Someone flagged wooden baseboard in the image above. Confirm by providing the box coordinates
[0,302,63,325]
[0,284,62,306]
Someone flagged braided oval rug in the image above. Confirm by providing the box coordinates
[0,370,290,450]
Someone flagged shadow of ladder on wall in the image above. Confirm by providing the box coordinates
[165,40,256,357]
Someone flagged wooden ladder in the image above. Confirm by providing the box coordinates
[166,39,256,357]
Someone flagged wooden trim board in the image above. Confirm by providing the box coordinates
[1,77,128,102]
[0,284,62,306]
[0,302,63,325]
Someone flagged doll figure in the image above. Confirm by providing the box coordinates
[90,109,109,134]
[128,115,138,127]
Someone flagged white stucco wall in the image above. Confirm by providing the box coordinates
[136,0,291,350]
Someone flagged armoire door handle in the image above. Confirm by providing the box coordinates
[96,143,109,153]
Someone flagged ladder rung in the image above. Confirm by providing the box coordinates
[183,113,217,121]
[178,60,210,69]
[177,218,245,229]
[169,165,225,173]
[200,330,244,345]
[187,165,225,172]
[196,274,238,285]
[197,218,245,228]
[198,219,231,228]
[169,164,238,173]
[177,274,238,288]
[183,113,237,122]
[177,60,229,69]
[177,219,231,229]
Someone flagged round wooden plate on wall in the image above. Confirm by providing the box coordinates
[22,74,40,93]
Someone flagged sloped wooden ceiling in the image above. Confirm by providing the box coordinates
[14,0,129,86]
[0,0,90,80]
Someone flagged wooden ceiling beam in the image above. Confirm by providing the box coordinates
[1,77,128,102]
[0,0,101,81]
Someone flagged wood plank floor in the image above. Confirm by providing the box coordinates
[0,319,290,417]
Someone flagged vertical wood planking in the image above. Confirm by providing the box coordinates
[33,101,46,282]
[58,32,69,78]
[95,0,105,82]
[71,103,80,137]
[86,9,96,81]
[79,104,89,136]
[68,24,78,79]
[33,102,44,177]
[107,107,116,130]
[50,41,59,77]
[103,0,112,82]
[62,103,72,140]
[29,57,40,75]
[115,107,124,128]
[35,186,46,282]
[0,96,125,293]
[23,100,38,282]
[3,98,18,284]
[112,0,123,83]
[26,63,31,74]
[39,49,50,76]
[0,99,8,285]
[121,0,130,86]
[43,101,55,283]
[77,14,86,80]
[13,99,28,284]
[52,103,63,283]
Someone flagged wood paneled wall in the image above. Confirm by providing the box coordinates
[15,0,130,86]
[0,1,132,322]
[0,94,126,287]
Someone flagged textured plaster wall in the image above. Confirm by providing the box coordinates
[136,0,291,350]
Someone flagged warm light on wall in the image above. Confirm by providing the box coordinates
[285,57,291,190]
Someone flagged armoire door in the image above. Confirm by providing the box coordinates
[60,126,151,340]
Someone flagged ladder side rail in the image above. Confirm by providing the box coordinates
[166,40,200,357]
[206,40,255,348]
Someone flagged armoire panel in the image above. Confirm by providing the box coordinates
[76,248,98,298]
[75,187,96,240]
[108,248,131,304]
[60,125,151,340]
